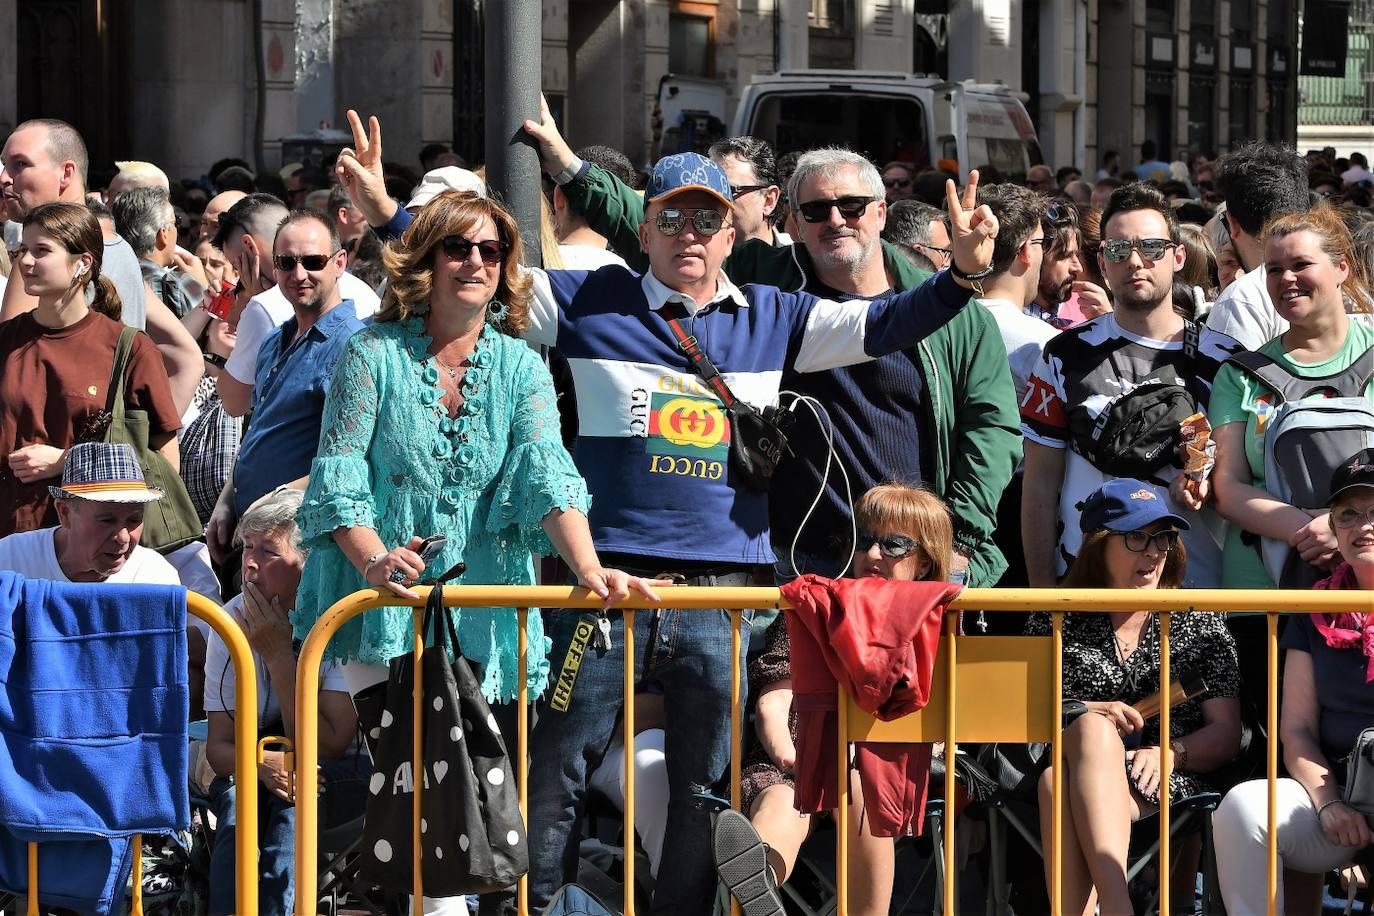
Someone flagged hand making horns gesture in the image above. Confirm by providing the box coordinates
[944,169,1000,284]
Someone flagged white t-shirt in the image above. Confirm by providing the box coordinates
[203,593,347,725]
[0,527,182,585]
[164,541,221,637]
[224,274,380,384]
[976,297,1059,402]
[0,274,6,300]
[1205,265,1281,351]
[557,243,628,271]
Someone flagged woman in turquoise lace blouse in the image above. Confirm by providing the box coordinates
[292,191,655,703]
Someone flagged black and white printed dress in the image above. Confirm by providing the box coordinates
[1024,609,1243,800]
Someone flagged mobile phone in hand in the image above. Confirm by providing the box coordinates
[417,535,447,565]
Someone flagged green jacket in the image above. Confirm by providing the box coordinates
[564,165,1023,586]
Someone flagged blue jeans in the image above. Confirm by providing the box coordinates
[772,546,848,584]
[207,750,368,915]
[527,576,752,915]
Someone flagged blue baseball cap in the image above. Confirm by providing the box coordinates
[645,153,735,211]
[1078,478,1191,535]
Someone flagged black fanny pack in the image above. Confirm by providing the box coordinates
[663,313,793,492]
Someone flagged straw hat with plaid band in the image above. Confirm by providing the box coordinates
[49,442,164,503]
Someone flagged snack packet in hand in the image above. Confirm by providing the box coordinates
[1179,412,1216,501]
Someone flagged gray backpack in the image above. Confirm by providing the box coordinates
[1227,346,1374,587]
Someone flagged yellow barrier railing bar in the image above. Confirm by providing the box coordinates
[731,610,745,916]
[1268,611,1280,913]
[1159,611,1172,916]
[25,590,258,915]
[25,845,35,916]
[517,607,530,914]
[294,585,1374,916]
[1051,611,1064,916]
[836,671,849,911]
[623,609,636,916]
[411,610,423,914]
[1055,612,1066,916]
[943,612,957,915]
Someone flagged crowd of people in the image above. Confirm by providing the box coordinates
[4,105,1374,915]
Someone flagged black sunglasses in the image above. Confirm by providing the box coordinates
[883,176,913,189]
[654,208,725,237]
[731,184,768,200]
[855,529,922,559]
[272,252,340,272]
[797,196,878,223]
[441,235,508,265]
[1101,238,1176,263]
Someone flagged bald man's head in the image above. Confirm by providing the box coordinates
[200,190,247,244]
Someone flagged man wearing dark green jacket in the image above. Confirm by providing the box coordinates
[537,131,1021,587]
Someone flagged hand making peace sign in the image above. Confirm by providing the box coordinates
[944,169,1000,286]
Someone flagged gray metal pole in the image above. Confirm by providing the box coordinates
[484,0,543,267]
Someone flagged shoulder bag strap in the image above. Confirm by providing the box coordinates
[105,326,138,420]
[662,314,742,410]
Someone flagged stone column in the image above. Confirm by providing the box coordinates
[121,0,250,178]
[335,0,453,173]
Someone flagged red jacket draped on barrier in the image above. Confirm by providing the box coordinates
[780,574,960,837]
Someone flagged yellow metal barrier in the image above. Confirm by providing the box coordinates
[293,585,1374,916]
[24,590,260,916]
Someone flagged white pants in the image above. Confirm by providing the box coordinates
[1213,777,1363,915]
[586,728,670,878]
[341,661,471,916]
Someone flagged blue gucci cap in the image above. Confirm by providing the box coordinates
[645,153,734,211]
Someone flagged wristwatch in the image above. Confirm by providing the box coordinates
[1170,738,1189,770]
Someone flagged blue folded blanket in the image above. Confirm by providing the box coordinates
[0,572,189,914]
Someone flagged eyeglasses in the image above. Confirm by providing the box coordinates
[1028,237,1049,249]
[883,177,913,189]
[1116,529,1181,553]
[654,208,725,236]
[731,184,769,200]
[855,529,923,559]
[1333,506,1374,529]
[440,235,508,265]
[797,196,879,223]
[915,242,952,259]
[272,252,340,272]
[1101,238,1177,263]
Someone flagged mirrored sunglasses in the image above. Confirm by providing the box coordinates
[1101,238,1176,263]
[655,208,725,237]
[855,529,922,559]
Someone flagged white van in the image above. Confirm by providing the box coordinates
[730,70,1043,182]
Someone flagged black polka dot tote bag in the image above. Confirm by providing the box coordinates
[354,584,529,895]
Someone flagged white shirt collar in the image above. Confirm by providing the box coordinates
[640,269,749,315]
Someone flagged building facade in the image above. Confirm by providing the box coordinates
[0,0,1297,183]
